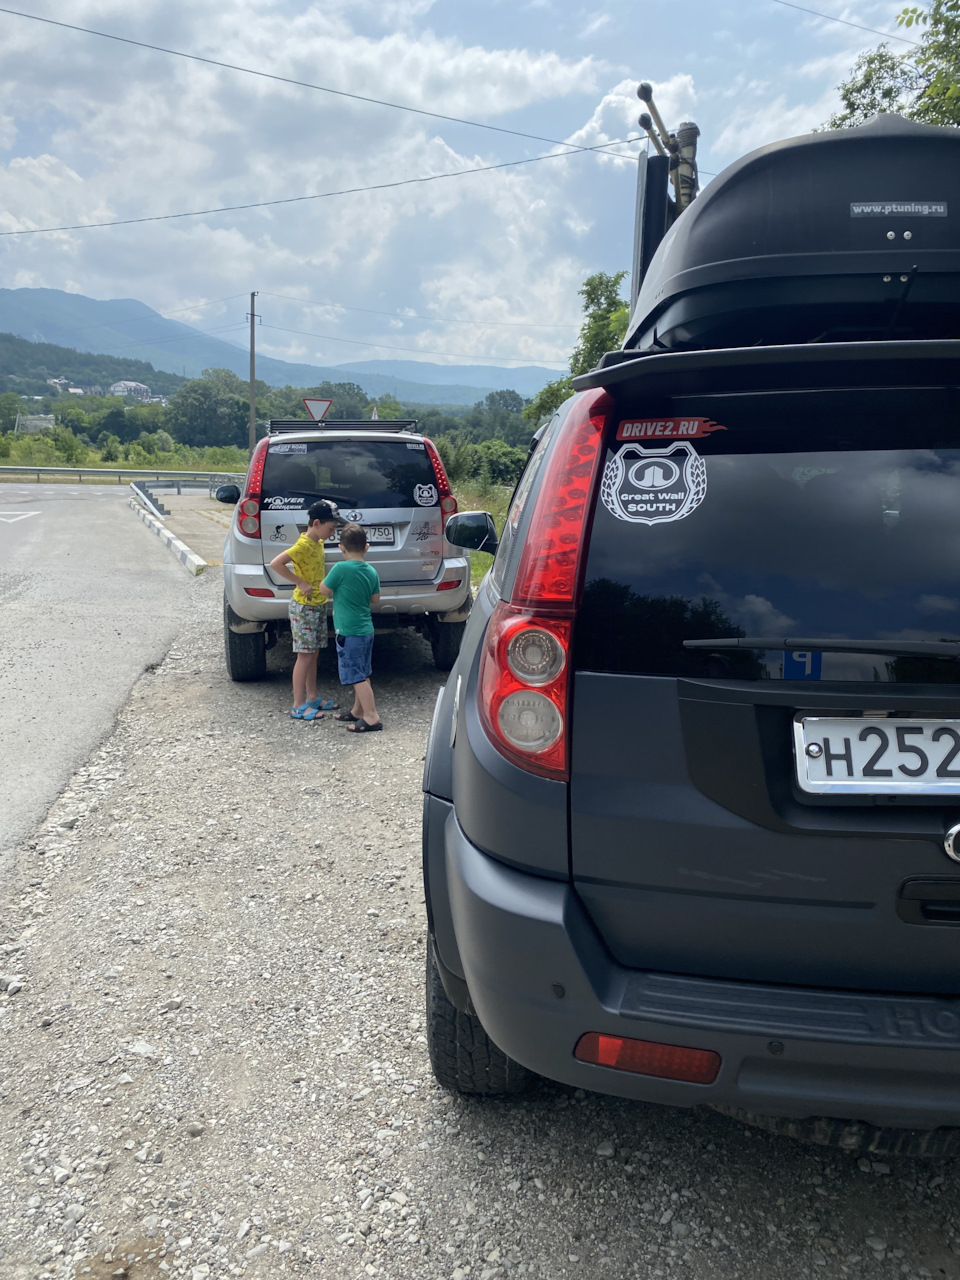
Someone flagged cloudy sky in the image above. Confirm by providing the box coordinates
[0,0,915,373]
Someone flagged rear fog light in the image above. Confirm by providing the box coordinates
[575,1032,721,1084]
[436,579,462,591]
[244,588,275,597]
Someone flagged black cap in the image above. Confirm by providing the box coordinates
[307,499,345,525]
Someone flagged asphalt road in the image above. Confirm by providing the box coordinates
[0,483,192,863]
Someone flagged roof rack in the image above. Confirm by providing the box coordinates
[267,418,419,435]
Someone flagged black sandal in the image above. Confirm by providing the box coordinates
[347,719,382,733]
[334,711,359,722]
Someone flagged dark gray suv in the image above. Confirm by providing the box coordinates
[423,345,960,1154]
[421,115,960,1154]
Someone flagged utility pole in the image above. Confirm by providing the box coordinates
[247,291,260,454]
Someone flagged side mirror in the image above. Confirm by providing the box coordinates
[445,510,498,554]
[216,483,240,504]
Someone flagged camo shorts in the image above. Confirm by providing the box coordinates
[289,601,328,653]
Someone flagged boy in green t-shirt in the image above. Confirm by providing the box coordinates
[318,523,382,734]
[269,499,341,720]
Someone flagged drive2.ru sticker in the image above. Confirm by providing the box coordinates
[617,417,726,441]
[600,442,707,525]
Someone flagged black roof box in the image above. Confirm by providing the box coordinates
[626,115,960,355]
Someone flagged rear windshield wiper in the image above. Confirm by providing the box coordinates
[683,637,960,659]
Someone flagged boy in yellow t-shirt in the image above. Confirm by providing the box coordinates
[269,500,342,720]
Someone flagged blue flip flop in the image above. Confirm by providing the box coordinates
[301,705,325,722]
[290,703,312,719]
[306,697,339,711]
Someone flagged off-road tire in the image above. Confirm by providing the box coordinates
[430,620,466,672]
[426,934,534,1095]
[711,1106,960,1158]
[223,599,267,682]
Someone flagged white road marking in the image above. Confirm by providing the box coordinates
[0,511,41,523]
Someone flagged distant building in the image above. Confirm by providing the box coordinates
[108,380,151,400]
[67,387,85,396]
[46,376,70,391]
[14,412,55,433]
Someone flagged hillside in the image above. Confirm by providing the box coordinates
[335,360,559,400]
[0,332,186,398]
[0,289,557,406]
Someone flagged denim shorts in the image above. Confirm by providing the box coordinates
[336,633,374,685]
[289,602,328,653]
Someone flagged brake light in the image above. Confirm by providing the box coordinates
[477,389,613,780]
[244,587,275,597]
[436,579,462,592]
[238,437,269,540]
[423,438,458,530]
[575,1032,721,1085]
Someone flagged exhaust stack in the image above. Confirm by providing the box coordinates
[630,82,701,304]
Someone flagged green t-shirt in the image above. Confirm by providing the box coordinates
[323,559,380,636]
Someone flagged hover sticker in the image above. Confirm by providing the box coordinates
[600,442,707,525]
[414,483,438,506]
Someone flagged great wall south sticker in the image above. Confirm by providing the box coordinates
[600,442,707,526]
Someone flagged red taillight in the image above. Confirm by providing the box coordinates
[477,389,613,780]
[574,1033,721,1085]
[479,606,570,778]
[436,579,462,592]
[243,587,275,597]
[423,438,458,530]
[238,437,269,540]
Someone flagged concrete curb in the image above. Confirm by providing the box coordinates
[127,497,208,576]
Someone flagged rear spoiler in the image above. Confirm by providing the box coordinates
[268,418,419,434]
[571,339,960,396]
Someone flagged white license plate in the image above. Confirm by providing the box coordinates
[324,525,395,546]
[794,716,960,795]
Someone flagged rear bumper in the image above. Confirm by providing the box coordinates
[223,559,471,623]
[427,794,960,1129]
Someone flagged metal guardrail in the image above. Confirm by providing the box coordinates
[0,464,244,484]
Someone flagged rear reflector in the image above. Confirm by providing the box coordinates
[436,579,462,591]
[244,588,275,597]
[574,1032,721,1085]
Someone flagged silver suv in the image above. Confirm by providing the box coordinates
[216,418,471,680]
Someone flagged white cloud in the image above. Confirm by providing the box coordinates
[713,88,839,157]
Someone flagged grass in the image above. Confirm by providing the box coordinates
[452,481,513,588]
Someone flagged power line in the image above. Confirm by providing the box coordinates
[260,290,574,330]
[260,322,568,366]
[768,0,920,46]
[0,136,639,238]
[0,5,634,154]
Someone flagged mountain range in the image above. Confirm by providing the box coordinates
[0,288,561,405]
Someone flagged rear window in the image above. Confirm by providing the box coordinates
[261,439,437,510]
[574,387,960,683]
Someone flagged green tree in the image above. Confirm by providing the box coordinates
[97,432,121,462]
[570,270,629,377]
[164,379,248,448]
[828,1,960,128]
[825,47,922,127]
[523,270,630,425]
[902,0,960,123]
[368,392,404,420]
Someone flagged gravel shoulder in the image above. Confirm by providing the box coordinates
[2,571,960,1280]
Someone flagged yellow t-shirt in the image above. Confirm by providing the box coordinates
[287,533,328,606]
